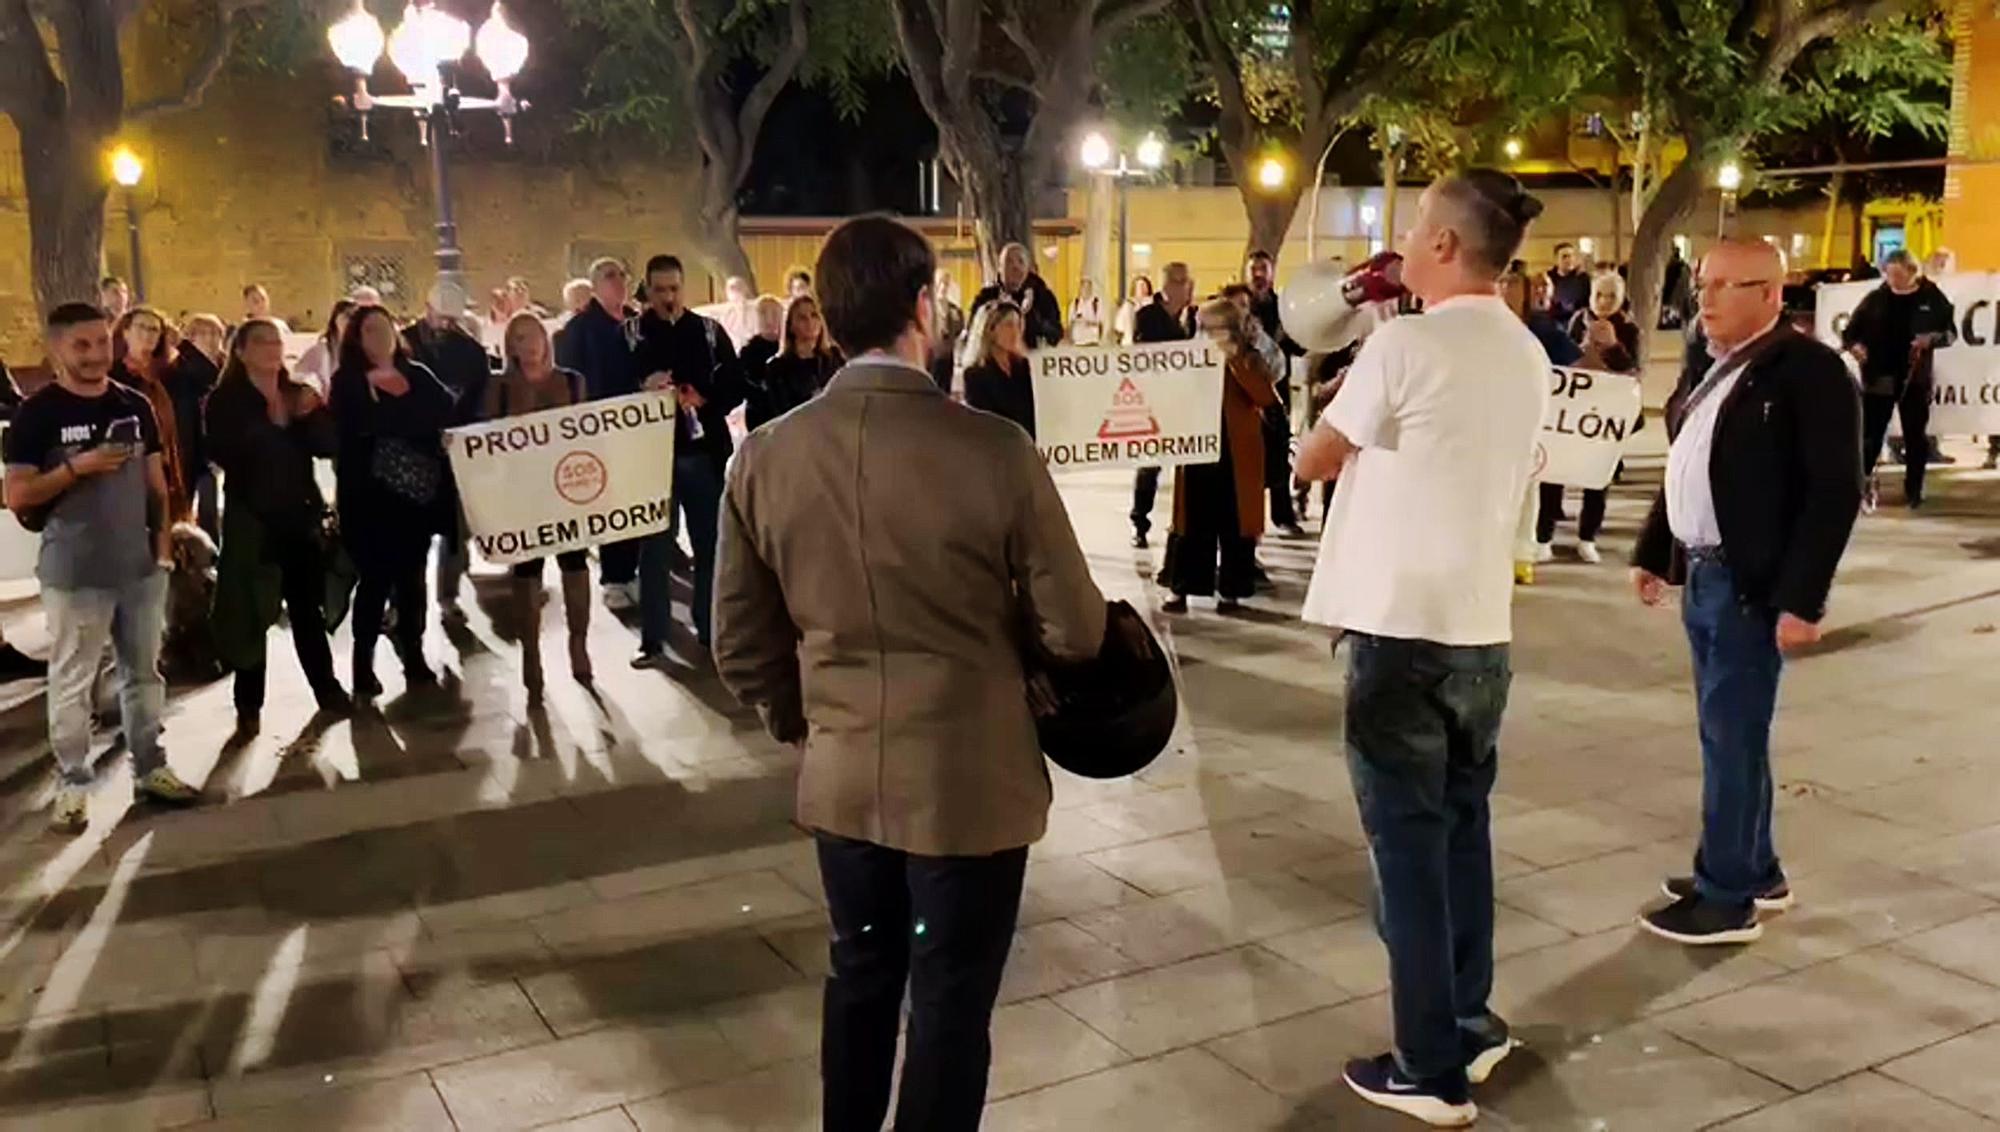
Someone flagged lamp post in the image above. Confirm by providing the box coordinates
[109,146,146,302]
[1716,160,1744,239]
[1081,130,1166,307]
[326,2,529,316]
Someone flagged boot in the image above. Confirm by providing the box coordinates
[561,569,593,683]
[514,577,544,702]
[353,637,383,699]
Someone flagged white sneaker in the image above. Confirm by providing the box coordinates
[1533,542,1555,564]
[49,785,88,835]
[602,583,637,612]
[1577,541,1603,565]
[133,766,201,807]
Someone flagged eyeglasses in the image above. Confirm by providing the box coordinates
[1695,279,1774,297]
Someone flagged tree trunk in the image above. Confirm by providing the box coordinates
[1628,153,1707,355]
[1243,184,1303,266]
[695,199,757,294]
[18,116,112,315]
[949,147,1035,277]
[1819,169,1845,270]
[1846,196,1866,268]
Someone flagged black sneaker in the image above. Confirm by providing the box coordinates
[1661,875,1794,913]
[1131,531,1150,549]
[630,646,671,671]
[1462,1016,1519,1085]
[0,644,47,682]
[1343,1054,1476,1127]
[1639,893,1763,945]
[1278,523,1307,540]
[1161,596,1189,614]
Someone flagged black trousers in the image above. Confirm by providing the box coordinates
[599,538,640,586]
[816,832,1028,1132]
[233,527,341,712]
[1862,382,1932,503]
[1131,467,1161,536]
[1263,401,1296,529]
[1536,482,1606,544]
[352,532,428,676]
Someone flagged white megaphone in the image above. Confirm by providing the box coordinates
[1281,254,1405,353]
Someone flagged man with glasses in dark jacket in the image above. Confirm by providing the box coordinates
[555,257,644,609]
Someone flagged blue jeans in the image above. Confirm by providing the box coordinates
[45,569,169,786]
[1343,632,1510,1084]
[1682,556,1785,908]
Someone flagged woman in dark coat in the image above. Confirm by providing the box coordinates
[961,300,1036,437]
[330,305,455,698]
[207,319,351,722]
[1164,298,1278,614]
[748,295,842,430]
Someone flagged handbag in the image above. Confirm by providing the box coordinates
[364,375,443,506]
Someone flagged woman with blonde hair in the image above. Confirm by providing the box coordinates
[961,299,1036,437]
[477,312,594,702]
[1163,297,1279,613]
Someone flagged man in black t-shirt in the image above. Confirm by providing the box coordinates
[4,303,201,834]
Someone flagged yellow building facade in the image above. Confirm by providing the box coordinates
[1944,0,2000,268]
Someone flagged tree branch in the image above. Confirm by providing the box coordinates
[126,0,267,123]
[670,0,715,77]
[1094,0,1167,38]
[1179,0,1253,165]
[731,0,810,187]
[1759,0,1911,83]
[1653,0,1688,40]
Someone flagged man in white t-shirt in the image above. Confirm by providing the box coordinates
[1293,169,1551,1129]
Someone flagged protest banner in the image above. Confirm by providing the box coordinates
[1814,273,2000,434]
[445,391,677,565]
[1534,367,1643,490]
[1030,342,1227,473]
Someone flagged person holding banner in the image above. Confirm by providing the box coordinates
[555,257,644,609]
[715,216,1105,1132]
[1160,299,1278,615]
[1839,249,1955,512]
[1129,263,1199,550]
[1538,272,1643,565]
[471,313,596,702]
[1633,239,1862,946]
[962,301,1037,439]
[331,306,455,698]
[1295,170,1549,1126]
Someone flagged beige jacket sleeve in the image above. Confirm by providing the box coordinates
[1007,439,1107,663]
[712,451,806,744]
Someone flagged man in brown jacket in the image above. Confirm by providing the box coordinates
[713,215,1107,1132]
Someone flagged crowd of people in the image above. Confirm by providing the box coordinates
[0,188,1967,1130]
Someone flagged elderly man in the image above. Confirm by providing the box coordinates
[970,242,1064,350]
[714,216,1104,1132]
[1634,239,1863,945]
[1840,248,1956,511]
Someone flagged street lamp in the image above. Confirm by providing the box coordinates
[1715,160,1743,237]
[1080,129,1166,310]
[327,1,531,316]
[109,145,147,303]
[1255,155,1288,191]
[1502,137,1524,160]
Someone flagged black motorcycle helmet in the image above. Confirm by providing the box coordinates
[1030,600,1178,779]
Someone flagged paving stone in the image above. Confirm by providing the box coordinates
[1880,1023,2000,1121]
[981,1048,1293,1131]
[1657,948,2000,1090]
[1052,945,1351,1057]
[1712,1071,2000,1131]
[428,1018,748,1131]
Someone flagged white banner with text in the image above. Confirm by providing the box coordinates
[1815,273,2000,433]
[1030,342,1228,473]
[445,392,677,565]
[1535,367,1644,490]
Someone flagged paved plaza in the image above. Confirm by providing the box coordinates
[1,452,1998,1131]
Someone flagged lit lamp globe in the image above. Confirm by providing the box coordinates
[388,3,470,88]
[1079,132,1113,172]
[1256,156,1287,191]
[1135,133,1166,171]
[327,4,385,72]
[110,147,144,188]
[1717,161,1744,192]
[475,5,530,83]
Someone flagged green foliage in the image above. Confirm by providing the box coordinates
[1787,15,1950,142]
[565,0,894,146]
[1097,14,1197,128]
